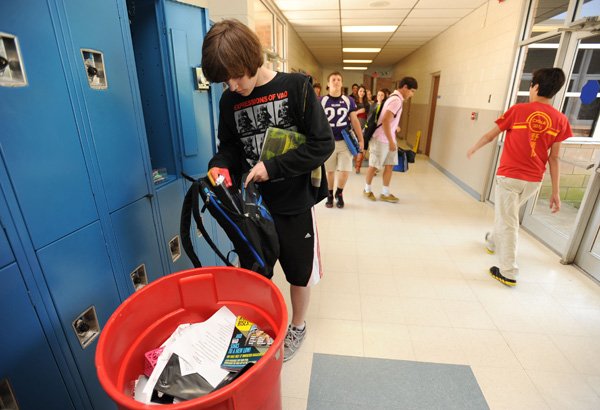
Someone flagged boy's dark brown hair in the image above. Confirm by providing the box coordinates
[531,68,566,98]
[398,76,418,90]
[201,19,264,83]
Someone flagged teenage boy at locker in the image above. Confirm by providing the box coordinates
[201,20,334,360]
[467,67,572,287]
[321,72,365,208]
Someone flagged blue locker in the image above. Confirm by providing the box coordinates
[0,218,14,268]
[0,2,98,249]
[36,222,121,410]
[156,179,195,272]
[128,0,179,179]
[164,1,214,177]
[62,0,150,212]
[110,196,164,288]
[0,263,75,410]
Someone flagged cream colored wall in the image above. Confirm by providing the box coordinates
[392,0,527,199]
[207,0,253,25]
[287,26,322,80]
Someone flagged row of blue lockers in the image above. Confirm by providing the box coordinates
[0,0,229,408]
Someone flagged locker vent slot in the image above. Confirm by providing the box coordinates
[130,264,148,291]
[72,306,100,349]
[0,33,27,87]
[169,235,181,262]
[81,49,107,90]
[0,378,19,409]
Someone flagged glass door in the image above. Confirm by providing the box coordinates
[521,30,600,252]
[575,170,600,279]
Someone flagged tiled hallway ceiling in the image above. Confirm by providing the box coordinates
[274,0,489,67]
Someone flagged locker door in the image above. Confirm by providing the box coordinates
[62,0,149,211]
[0,263,75,410]
[36,222,121,410]
[0,2,98,249]
[164,2,214,176]
[156,179,208,272]
[0,218,13,268]
[110,196,164,289]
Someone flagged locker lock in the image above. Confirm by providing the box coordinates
[87,65,98,77]
[0,56,7,71]
[72,306,100,348]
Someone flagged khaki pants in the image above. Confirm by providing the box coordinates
[488,176,541,280]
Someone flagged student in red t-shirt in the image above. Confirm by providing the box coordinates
[467,68,572,287]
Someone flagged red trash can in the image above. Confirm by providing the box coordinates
[95,267,288,410]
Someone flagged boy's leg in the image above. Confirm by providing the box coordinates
[290,285,310,327]
[272,208,321,361]
[494,177,523,280]
[380,148,398,202]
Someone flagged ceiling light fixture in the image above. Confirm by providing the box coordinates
[343,48,381,53]
[343,67,368,70]
[343,59,373,63]
[342,26,397,33]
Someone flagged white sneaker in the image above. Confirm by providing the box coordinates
[283,323,306,362]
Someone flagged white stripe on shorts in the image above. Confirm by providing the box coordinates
[306,207,322,286]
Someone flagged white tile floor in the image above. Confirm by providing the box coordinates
[272,156,600,410]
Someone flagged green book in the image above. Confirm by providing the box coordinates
[260,127,322,187]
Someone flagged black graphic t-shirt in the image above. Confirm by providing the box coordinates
[209,72,334,215]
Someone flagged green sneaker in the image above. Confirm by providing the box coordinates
[283,323,306,362]
[363,190,376,201]
[379,193,399,203]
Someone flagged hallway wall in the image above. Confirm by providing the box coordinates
[392,0,527,200]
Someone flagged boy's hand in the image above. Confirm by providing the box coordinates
[208,167,232,187]
[245,161,269,187]
[550,194,561,213]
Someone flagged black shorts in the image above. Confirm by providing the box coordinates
[272,208,322,287]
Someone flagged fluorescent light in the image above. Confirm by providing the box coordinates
[343,48,381,53]
[343,59,372,63]
[343,26,397,33]
[343,66,368,70]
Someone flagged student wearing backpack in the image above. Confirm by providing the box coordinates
[201,20,334,361]
[321,72,365,208]
[355,89,385,173]
[364,77,418,203]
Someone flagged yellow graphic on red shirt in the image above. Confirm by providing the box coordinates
[511,111,558,158]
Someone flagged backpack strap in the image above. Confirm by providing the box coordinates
[376,94,402,126]
[180,172,233,268]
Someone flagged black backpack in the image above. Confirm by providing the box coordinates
[362,94,401,146]
[180,172,279,279]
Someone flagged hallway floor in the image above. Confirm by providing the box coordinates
[274,156,600,409]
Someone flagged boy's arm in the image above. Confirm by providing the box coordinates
[548,141,562,213]
[467,125,502,158]
[380,109,397,152]
[349,111,364,151]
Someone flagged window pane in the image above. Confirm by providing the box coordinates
[275,19,284,56]
[254,1,273,51]
[518,36,560,92]
[562,96,600,137]
[576,0,600,19]
[529,0,569,38]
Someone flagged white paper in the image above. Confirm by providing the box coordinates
[171,306,236,387]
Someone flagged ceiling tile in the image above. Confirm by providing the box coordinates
[415,0,487,8]
[341,18,409,25]
[289,19,340,27]
[340,9,411,19]
[341,0,418,9]
[408,8,474,18]
[402,17,460,26]
[283,10,339,20]
[274,0,339,11]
